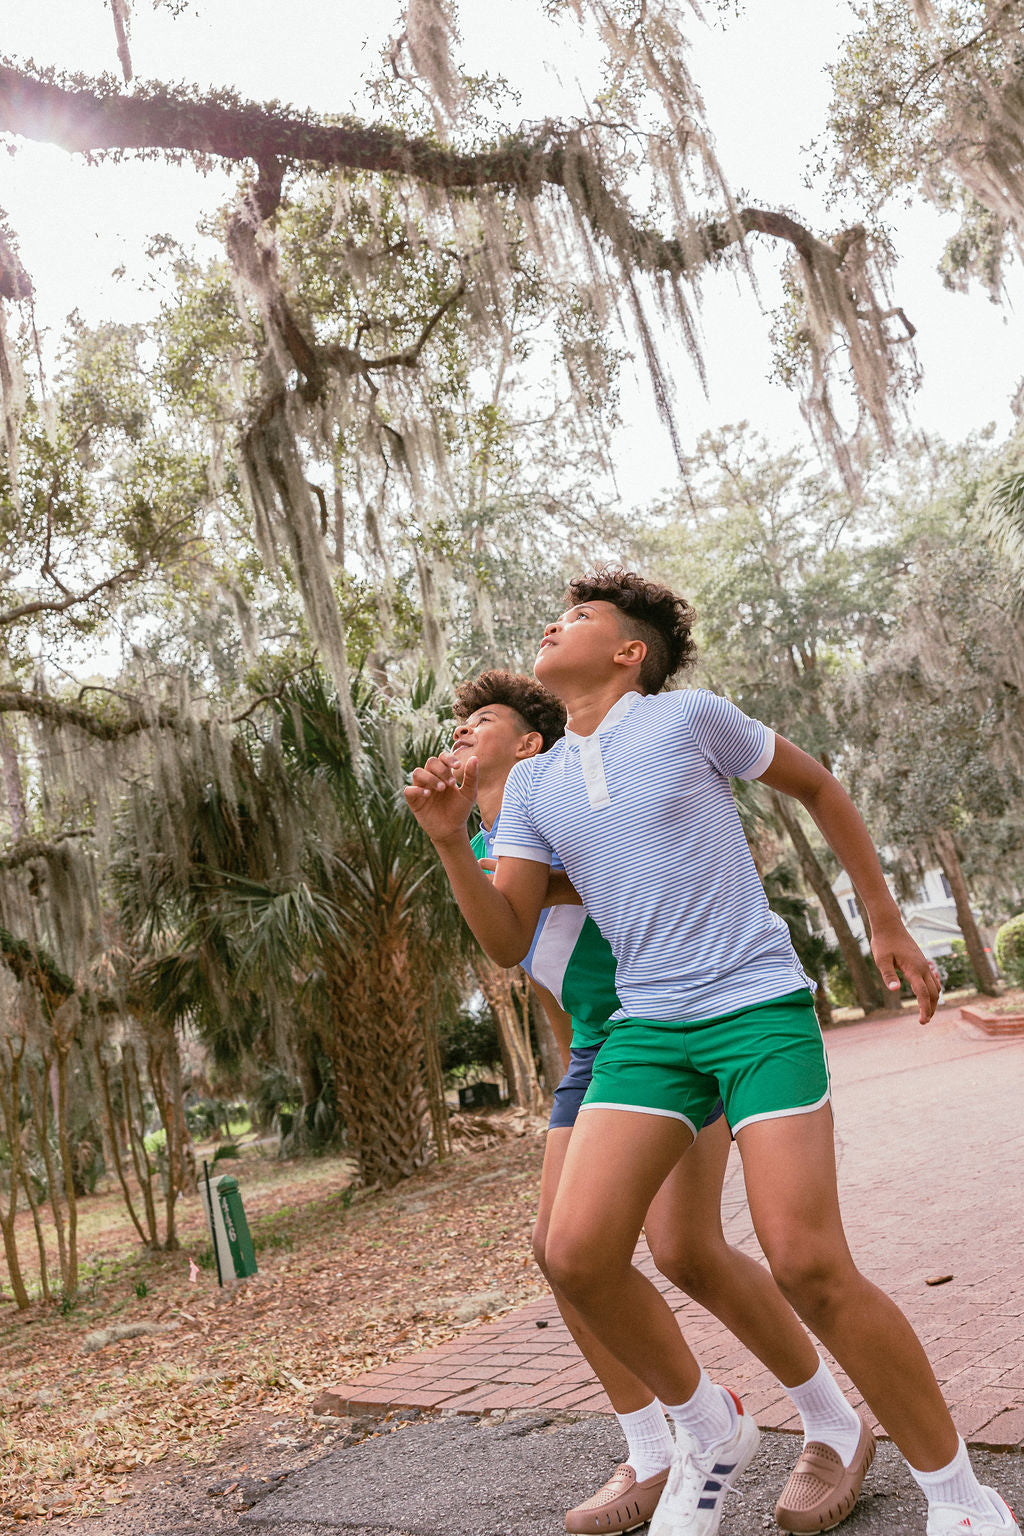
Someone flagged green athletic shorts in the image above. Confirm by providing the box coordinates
[579,988,830,1136]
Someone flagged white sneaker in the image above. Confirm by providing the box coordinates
[926,1488,1021,1535]
[648,1392,760,1536]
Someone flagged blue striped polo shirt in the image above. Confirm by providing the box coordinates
[471,815,620,1045]
[493,688,810,1023]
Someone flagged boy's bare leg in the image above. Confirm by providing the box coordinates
[543,1107,704,1404]
[737,1104,958,1472]
[541,1115,863,1414]
[643,1116,821,1390]
[535,1126,662,1411]
[544,1109,771,1536]
[537,1124,683,1533]
[542,1116,820,1394]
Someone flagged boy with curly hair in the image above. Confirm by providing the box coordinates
[448,666,871,1536]
[407,571,1017,1536]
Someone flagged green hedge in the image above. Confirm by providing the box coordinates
[994,913,1024,988]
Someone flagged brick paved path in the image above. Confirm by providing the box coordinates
[319,1005,1024,1446]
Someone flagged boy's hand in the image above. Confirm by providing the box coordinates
[404,754,478,843]
[870,924,942,1024]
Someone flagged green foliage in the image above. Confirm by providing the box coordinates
[763,861,839,984]
[440,1005,501,1076]
[184,1098,221,1137]
[985,459,1024,602]
[251,1213,295,1255]
[648,424,904,755]
[825,1,1020,297]
[994,914,1024,988]
[825,957,858,1010]
[935,939,974,993]
[143,1127,167,1156]
[848,524,1021,853]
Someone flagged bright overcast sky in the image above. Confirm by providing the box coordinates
[4,0,1023,500]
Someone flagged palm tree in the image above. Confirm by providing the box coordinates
[272,672,471,1186]
[986,471,1024,605]
[119,672,471,1188]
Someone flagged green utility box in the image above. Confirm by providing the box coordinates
[200,1168,258,1283]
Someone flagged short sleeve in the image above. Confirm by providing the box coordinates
[682,689,776,780]
[491,759,554,865]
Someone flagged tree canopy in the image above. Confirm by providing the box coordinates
[2,1,1024,1271]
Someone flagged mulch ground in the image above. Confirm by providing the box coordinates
[0,1113,549,1527]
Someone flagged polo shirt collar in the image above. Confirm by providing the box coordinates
[563,691,643,811]
[563,690,643,745]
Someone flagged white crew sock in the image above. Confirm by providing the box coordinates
[784,1357,864,1464]
[908,1436,1002,1519]
[615,1399,675,1481]
[663,1369,736,1452]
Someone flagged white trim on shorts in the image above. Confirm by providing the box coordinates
[730,1088,831,1136]
[579,1100,700,1139]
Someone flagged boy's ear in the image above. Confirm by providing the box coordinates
[614,637,646,673]
[517,730,545,759]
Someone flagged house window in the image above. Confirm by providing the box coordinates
[846,897,858,920]
[940,873,952,899]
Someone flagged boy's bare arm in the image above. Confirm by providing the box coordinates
[479,860,581,908]
[758,735,941,1023]
[543,871,583,906]
[530,981,573,1069]
[404,753,548,966]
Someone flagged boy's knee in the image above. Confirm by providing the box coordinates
[765,1240,848,1316]
[647,1231,725,1303]
[543,1231,603,1305]
[531,1220,550,1277]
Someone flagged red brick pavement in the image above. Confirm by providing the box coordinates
[318,1004,1024,1446]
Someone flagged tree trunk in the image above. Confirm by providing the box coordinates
[811,972,834,1030]
[771,792,888,1014]
[931,828,998,995]
[473,959,542,1113]
[147,1020,188,1251]
[295,1042,323,1131]
[122,1043,158,1246]
[530,990,566,1096]
[94,1040,150,1247]
[0,717,27,837]
[0,1211,30,1309]
[26,1057,63,1298]
[0,1043,31,1309]
[54,1043,79,1296]
[324,935,434,1187]
[17,1159,51,1304]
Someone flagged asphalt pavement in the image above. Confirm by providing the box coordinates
[122,1410,1024,1535]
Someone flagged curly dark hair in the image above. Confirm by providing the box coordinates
[453,670,567,752]
[564,567,697,693]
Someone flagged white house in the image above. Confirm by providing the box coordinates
[828,866,964,959]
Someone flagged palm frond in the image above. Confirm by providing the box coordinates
[986,471,1024,603]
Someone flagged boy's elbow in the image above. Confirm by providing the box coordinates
[478,919,530,968]
[487,936,529,968]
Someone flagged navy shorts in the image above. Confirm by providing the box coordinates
[549,1043,725,1132]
